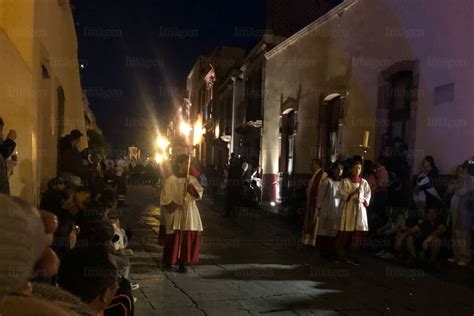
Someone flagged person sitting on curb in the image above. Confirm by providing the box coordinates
[395,207,446,269]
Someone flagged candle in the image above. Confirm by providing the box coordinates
[362,130,369,148]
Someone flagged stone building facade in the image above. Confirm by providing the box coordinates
[261,0,474,203]
[186,47,246,167]
[0,0,87,203]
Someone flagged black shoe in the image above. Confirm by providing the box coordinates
[178,263,187,273]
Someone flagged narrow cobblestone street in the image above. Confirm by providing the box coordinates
[120,186,474,316]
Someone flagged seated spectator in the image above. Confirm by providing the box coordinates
[103,278,135,316]
[100,188,118,218]
[77,200,107,228]
[76,218,115,249]
[40,178,73,256]
[0,117,17,195]
[395,208,446,268]
[413,156,442,211]
[40,177,67,213]
[110,217,128,253]
[58,245,120,315]
[63,186,92,219]
[0,194,92,315]
[374,208,408,260]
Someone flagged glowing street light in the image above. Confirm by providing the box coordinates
[156,135,170,151]
[179,122,192,138]
[155,153,164,163]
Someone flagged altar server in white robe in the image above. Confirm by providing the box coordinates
[160,154,203,273]
[316,162,344,259]
[335,160,371,265]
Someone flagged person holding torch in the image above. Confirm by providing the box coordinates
[335,160,371,265]
[159,118,204,273]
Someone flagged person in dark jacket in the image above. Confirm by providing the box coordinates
[225,157,243,217]
[0,117,17,195]
[40,177,67,213]
[59,129,85,182]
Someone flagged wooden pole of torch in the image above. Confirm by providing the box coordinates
[355,130,370,235]
[177,138,194,265]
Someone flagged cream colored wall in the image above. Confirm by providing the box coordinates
[0,30,37,203]
[0,0,87,203]
[0,0,35,68]
[263,0,473,178]
[33,0,87,190]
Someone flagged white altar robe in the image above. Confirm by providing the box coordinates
[316,178,342,237]
[160,175,204,234]
[338,178,371,232]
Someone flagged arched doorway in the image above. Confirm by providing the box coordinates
[377,60,419,204]
[318,93,344,168]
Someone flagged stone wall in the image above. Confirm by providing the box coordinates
[262,0,474,202]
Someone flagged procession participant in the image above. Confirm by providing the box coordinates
[160,154,204,273]
[316,162,344,259]
[335,160,371,265]
[302,158,327,246]
[157,159,173,246]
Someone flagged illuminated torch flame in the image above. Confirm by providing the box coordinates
[193,114,203,146]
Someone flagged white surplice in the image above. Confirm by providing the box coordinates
[316,178,342,237]
[160,175,204,235]
[338,178,371,232]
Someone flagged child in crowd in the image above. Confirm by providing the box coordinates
[374,207,409,260]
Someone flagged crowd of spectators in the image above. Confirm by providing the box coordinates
[0,129,150,315]
[344,140,474,271]
[369,156,474,270]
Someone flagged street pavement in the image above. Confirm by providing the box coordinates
[120,185,474,316]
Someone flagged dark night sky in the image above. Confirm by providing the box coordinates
[73,0,266,153]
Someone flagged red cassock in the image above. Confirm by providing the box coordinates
[159,175,203,266]
[162,231,201,266]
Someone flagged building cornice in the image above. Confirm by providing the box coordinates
[264,0,358,60]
